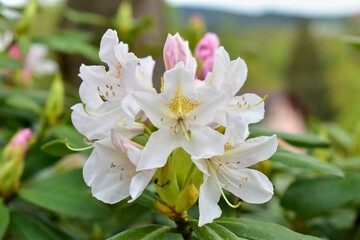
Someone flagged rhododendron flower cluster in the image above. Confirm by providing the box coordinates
[71,30,278,226]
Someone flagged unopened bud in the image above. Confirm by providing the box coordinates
[0,129,32,197]
[163,33,196,72]
[175,183,199,213]
[44,74,64,125]
[195,33,220,80]
[154,199,177,217]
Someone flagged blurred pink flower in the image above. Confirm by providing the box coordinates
[8,44,21,59]
[163,33,196,72]
[195,33,220,80]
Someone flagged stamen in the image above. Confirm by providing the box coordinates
[65,141,93,151]
[207,158,243,209]
[82,104,122,117]
[220,188,243,208]
[250,95,268,108]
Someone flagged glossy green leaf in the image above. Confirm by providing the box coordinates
[8,211,70,240]
[271,150,344,177]
[215,217,320,240]
[0,201,9,239]
[190,220,242,240]
[107,225,174,240]
[249,126,329,148]
[281,173,360,216]
[5,95,42,114]
[0,53,23,70]
[18,169,110,219]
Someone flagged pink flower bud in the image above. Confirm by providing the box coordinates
[195,33,220,61]
[195,33,220,80]
[11,128,32,152]
[163,33,196,72]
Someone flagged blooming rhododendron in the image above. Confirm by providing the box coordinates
[71,29,278,226]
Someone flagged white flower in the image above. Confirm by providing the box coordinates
[83,132,155,204]
[71,29,155,140]
[131,62,227,171]
[25,44,58,76]
[204,47,265,126]
[192,115,278,226]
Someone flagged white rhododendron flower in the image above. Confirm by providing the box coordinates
[204,47,265,126]
[71,29,155,140]
[83,132,155,204]
[192,115,277,226]
[72,29,278,227]
[131,62,227,171]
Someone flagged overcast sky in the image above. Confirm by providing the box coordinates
[165,0,360,17]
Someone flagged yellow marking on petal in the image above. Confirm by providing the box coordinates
[224,142,233,151]
[168,90,201,115]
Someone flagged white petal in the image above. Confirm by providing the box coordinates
[79,82,103,109]
[163,62,195,95]
[181,126,225,158]
[198,175,222,226]
[191,157,210,176]
[222,57,247,96]
[120,58,155,93]
[129,169,156,202]
[99,29,119,67]
[83,138,135,204]
[79,64,126,101]
[226,94,265,124]
[222,168,274,204]
[138,56,156,90]
[91,170,131,204]
[131,91,173,128]
[186,86,227,126]
[114,42,137,67]
[224,114,249,143]
[205,47,229,88]
[221,135,278,168]
[71,100,124,139]
[137,129,180,171]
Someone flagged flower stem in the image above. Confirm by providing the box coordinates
[173,212,193,240]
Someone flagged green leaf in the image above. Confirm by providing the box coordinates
[107,225,174,240]
[215,217,320,240]
[281,173,360,216]
[18,169,110,219]
[271,150,344,177]
[327,123,353,151]
[34,32,99,61]
[65,8,111,26]
[8,211,70,240]
[0,53,23,70]
[190,220,242,240]
[0,201,10,239]
[5,94,42,114]
[249,126,329,148]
